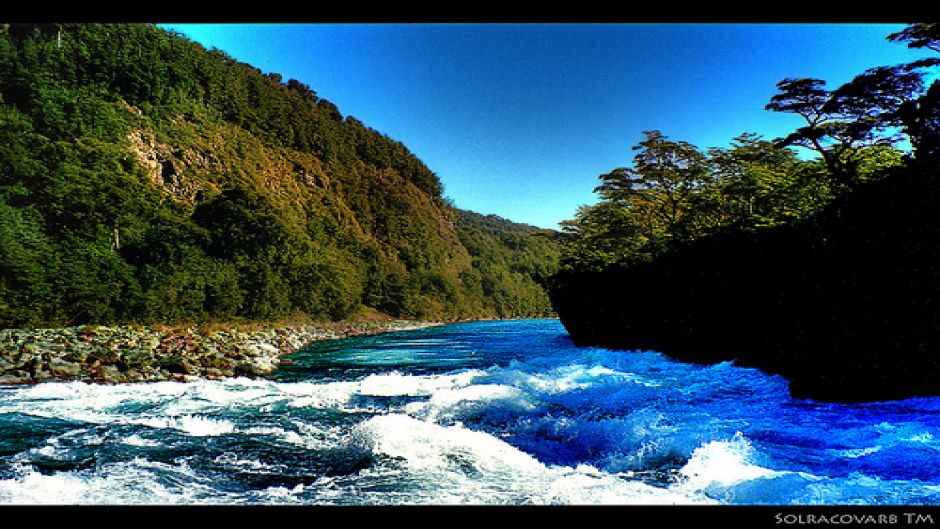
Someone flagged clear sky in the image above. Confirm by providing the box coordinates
[159,23,934,229]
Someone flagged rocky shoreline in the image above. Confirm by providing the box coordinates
[0,320,441,386]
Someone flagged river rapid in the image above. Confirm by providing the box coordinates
[1,319,938,505]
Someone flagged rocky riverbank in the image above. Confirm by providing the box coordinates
[0,320,440,385]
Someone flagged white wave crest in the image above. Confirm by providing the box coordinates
[677,432,779,491]
[416,384,538,422]
[346,414,713,505]
[0,457,228,505]
[353,414,544,474]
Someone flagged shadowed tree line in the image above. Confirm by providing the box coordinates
[558,24,939,272]
[548,24,940,402]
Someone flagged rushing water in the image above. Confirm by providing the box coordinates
[1,319,939,505]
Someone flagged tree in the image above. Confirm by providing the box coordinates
[0,23,562,326]
[769,24,940,182]
[888,23,940,53]
[559,131,730,271]
[559,201,649,270]
[595,130,712,241]
[766,78,878,192]
[708,133,820,228]
[888,23,940,163]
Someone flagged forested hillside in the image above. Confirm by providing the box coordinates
[0,23,560,327]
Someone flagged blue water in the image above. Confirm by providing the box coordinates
[1,319,939,505]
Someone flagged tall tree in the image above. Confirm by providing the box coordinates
[765,74,922,193]
[708,133,815,228]
[888,23,940,163]
[768,24,940,183]
[595,130,711,241]
[888,23,940,53]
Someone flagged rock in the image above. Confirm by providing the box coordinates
[158,355,196,375]
[0,371,31,384]
[250,356,279,372]
[95,365,122,383]
[48,358,82,377]
[19,343,39,359]
[204,368,225,378]
[237,344,263,357]
[89,348,122,366]
[122,347,155,368]
[0,319,440,386]
[233,363,268,377]
[0,357,16,372]
[124,369,146,382]
[64,344,94,363]
[197,352,226,369]
[256,342,279,355]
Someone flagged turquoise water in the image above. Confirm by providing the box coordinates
[1,319,939,505]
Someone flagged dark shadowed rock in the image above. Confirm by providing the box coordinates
[549,169,940,403]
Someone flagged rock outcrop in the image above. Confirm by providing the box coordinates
[549,168,940,403]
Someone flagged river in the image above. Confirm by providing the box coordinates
[1,319,938,505]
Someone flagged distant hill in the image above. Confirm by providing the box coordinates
[0,23,560,327]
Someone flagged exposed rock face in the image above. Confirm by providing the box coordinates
[127,130,216,205]
[0,321,439,385]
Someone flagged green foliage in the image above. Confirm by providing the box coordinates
[559,40,930,273]
[0,201,57,325]
[0,23,560,328]
[454,210,560,318]
[559,130,843,271]
[708,133,826,228]
[765,64,926,191]
[550,25,940,397]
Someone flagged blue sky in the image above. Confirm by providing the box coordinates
[160,23,934,229]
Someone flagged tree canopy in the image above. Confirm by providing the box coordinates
[0,23,561,328]
[558,24,938,273]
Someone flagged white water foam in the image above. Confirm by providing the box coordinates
[140,415,237,437]
[0,457,231,505]
[667,432,833,504]
[677,432,779,491]
[4,337,938,506]
[356,370,486,397]
[121,434,160,447]
[488,362,660,395]
[353,413,545,474]
[415,384,538,423]
[346,413,713,505]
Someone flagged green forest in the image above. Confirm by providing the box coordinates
[0,23,561,328]
[547,24,940,402]
[557,23,939,272]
